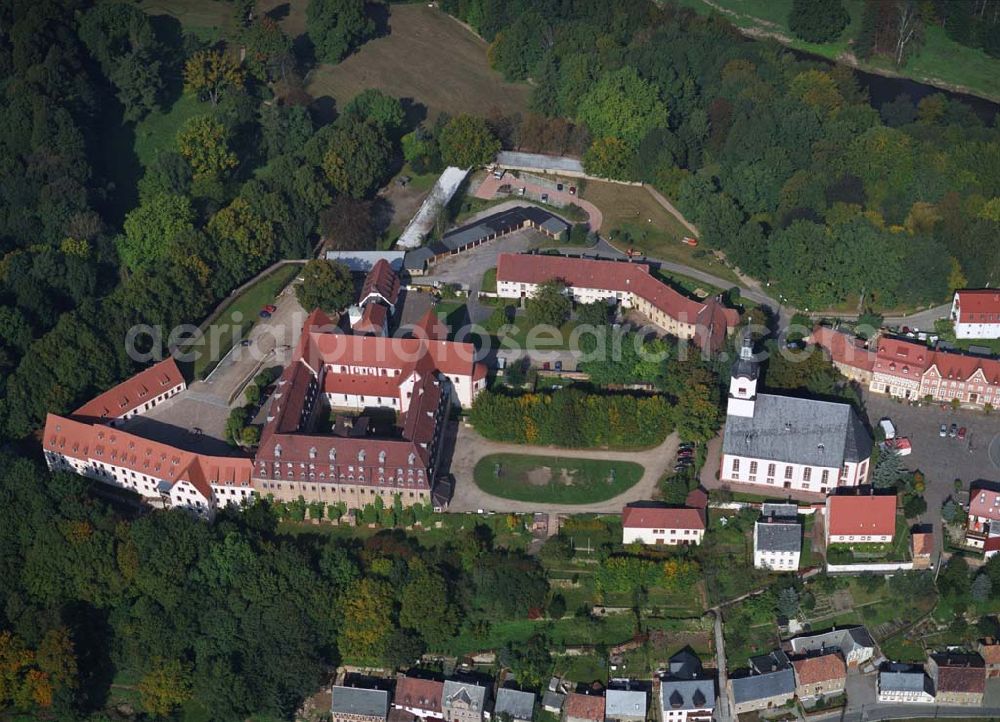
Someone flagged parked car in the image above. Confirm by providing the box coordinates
[543,362,551,370]
[259,310,271,319]
[878,417,896,440]
[554,360,563,371]
[518,187,526,196]
[240,339,253,347]
[263,304,277,313]
[556,183,564,191]
[949,423,958,438]
[569,186,577,195]
[939,424,948,437]
[541,193,549,202]
[679,442,695,449]
[958,426,967,440]
[681,236,698,247]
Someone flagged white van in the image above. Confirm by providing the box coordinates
[879,418,896,440]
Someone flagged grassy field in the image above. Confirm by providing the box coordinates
[582,182,742,285]
[305,3,531,120]
[673,0,1000,101]
[133,93,205,168]
[473,453,644,504]
[139,0,235,40]
[189,263,302,379]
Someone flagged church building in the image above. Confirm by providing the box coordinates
[720,338,872,494]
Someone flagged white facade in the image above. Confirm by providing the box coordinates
[828,531,892,544]
[753,547,801,572]
[721,455,867,493]
[952,292,1000,339]
[622,526,704,546]
[877,681,934,704]
[118,383,185,421]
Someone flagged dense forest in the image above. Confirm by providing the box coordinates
[445,0,1000,311]
[0,454,549,719]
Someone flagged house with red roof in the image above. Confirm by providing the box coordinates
[393,676,444,721]
[43,412,253,519]
[951,290,1000,340]
[813,328,1000,409]
[562,693,604,722]
[72,357,185,423]
[252,309,488,511]
[825,493,897,545]
[791,652,847,701]
[622,504,705,546]
[495,253,739,352]
[966,484,1000,550]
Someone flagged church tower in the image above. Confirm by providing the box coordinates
[728,334,758,418]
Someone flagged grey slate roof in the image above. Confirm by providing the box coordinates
[667,650,703,680]
[789,627,876,658]
[723,393,872,467]
[880,670,933,695]
[605,689,647,718]
[749,650,791,675]
[658,679,715,712]
[442,681,487,713]
[761,503,799,519]
[755,520,802,553]
[496,151,585,175]
[494,689,535,721]
[542,691,565,711]
[325,250,405,272]
[332,687,390,717]
[730,669,795,704]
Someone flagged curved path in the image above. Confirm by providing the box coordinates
[474,173,604,231]
[447,424,678,513]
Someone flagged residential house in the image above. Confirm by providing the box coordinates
[927,653,986,706]
[788,627,877,667]
[496,253,740,353]
[810,326,876,385]
[877,667,935,704]
[393,676,444,721]
[730,651,795,714]
[721,338,873,494]
[604,688,646,722]
[754,513,802,571]
[791,653,847,701]
[951,290,1000,340]
[825,494,897,546]
[331,687,390,722]
[966,484,1000,550]
[563,693,605,722]
[658,679,714,722]
[622,505,705,546]
[813,330,1000,409]
[494,689,535,722]
[542,692,565,715]
[666,649,704,681]
[911,531,933,569]
[979,641,1000,678]
[442,681,489,722]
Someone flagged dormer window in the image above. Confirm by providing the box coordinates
[274,444,282,459]
[379,450,386,464]
[309,446,317,459]
[408,452,416,465]
[329,448,336,461]
[358,450,366,462]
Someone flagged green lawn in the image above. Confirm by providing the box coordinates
[133,93,206,168]
[481,267,497,293]
[673,0,1000,101]
[138,0,235,41]
[187,263,302,379]
[473,453,644,504]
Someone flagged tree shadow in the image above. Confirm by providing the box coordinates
[366,1,391,39]
[63,602,114,713]
[310,95,338,126]
[371,196,395,238]
[265,2,291,21]
[400,97,428,133]
[292,31,316,69]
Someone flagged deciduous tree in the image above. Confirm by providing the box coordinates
[177,115,238,179]
[307,0,375,64]
[295,260,354,313]
[438,115,501,168]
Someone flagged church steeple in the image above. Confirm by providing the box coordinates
[728,333,758,418]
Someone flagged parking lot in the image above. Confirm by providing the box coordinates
[863,392,1000,536]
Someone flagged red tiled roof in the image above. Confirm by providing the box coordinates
[73,358,185,420]
[792,653,846,685]
[970,487,1000,522]
[43,413,252,501]
[984,535,1000,553]
[911,532,933,556]
[622,505,705,531]
[353,303,388,334]
[393,676,444,713]
[495,254,739,350]
[811,327,876,372]
[361,259,400,306]
[685,487,709,509]
[410,309,449,341]
[873,337,932,379]
[826,494,896,537]
[564,693,604,722]
[937,664,985,694]
[980,645,1000,665]
[954,290,1000,325]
